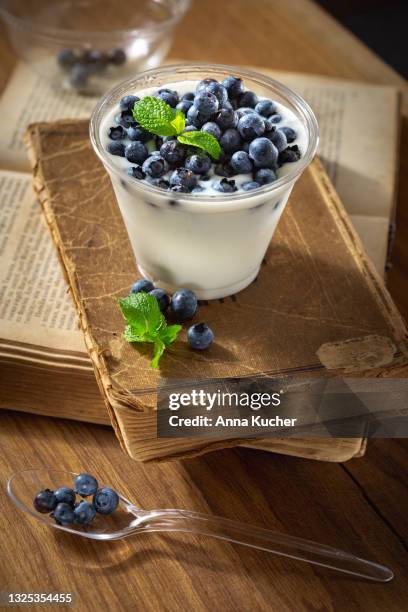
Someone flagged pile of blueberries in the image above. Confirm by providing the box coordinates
[132,278,214,350]
[33,473,119,527]
[57,47,127,91]
[107,75,302,193]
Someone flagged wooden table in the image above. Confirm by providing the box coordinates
[1,1,407,610]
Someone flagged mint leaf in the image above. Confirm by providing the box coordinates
[151,339,166,369]
[170,109,186,134]
[160,324,182,347]
[133,97,178,137]
[118,292,165,338]
[177,131,221,160]
[118,292,181,368]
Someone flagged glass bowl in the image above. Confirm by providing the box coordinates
[0,0,191,95]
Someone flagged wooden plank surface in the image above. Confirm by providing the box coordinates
[1,410,407,612]
[1,0,407,609]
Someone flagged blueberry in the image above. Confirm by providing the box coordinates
[52,502,75,526]
[142,155,168,179]
[81,49,107,72]
[269,114,282,124]
[74,501,96,525]
[215,163,234,178]
[109,48,127,65]
[74,473,98,497]
[203,82,228,106]
[242,141,250,153]
[185,154,211,175]
[255,168,277,185]
[125,142,149,165]
[120,95,139,111]
[33,489,57,513]
[194,91,219,116]
[127,165,146,180]
[117,109,136,129]
[222,76,244,99]
[108,125,125,140]
[237,113,265,140]
[230,151,253,174]
[280,127,297,143]
[149,288,170,312]
[107,142,125,157]
[69,64,89,90]
[248,137,278,168]
[196,78,218,94]
[171,185,190,193]
[201,121,222,140]
[176,99,193,114]
[192,186,205,193]
[220,129,242,153]
[268,129,287,153]
[183,125,198,132]
[93,487,119,515]
[171,289,198,321]
[239,91,258,108]
[181,92,195,101]
[279,145,301,164]
[216,107,238,130]
[131,278,154,293]
[154,88,178,108]
[127,126,150,143]
[214,178,237,193]
[187,322,214,350]
[242,181,261,191]
[57,48,77,69]
[236,107,255,118]
[160,140,187,166]
[54,487,76,506]
[150,178,170,190]
[169,167,197,190]
[255,99,277,117]
[186,105,207,128]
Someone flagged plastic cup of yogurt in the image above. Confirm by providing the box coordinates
[90,64,319,299]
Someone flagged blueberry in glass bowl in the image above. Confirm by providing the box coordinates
[0,0,191,95]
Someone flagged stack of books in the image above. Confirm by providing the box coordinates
[0,62,404,461]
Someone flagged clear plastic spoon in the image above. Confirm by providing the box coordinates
[7,469,393,582]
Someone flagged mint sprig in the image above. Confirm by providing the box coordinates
[132,96,220,160]
[118,292,181,369]
[177,130,221,160]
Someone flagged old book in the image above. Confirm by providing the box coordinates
[25,119,408,463]
[0,61,401,440]
[0,169,106,423]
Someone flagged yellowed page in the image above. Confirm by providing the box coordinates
[0,169,87,355]
[0,63,98,172]
[265,70,400,273]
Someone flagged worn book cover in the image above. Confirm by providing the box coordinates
[26,119,408,463]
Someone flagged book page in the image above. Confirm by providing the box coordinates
[0,63,98,172]
[0,169,86,354]
[267,70,400,273]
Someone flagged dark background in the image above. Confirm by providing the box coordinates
[316,0,408,77]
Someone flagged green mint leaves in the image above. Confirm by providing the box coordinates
[177,130,221,160]
[132,96,178,137]
[118,292,181,369]
[132,96,220,160]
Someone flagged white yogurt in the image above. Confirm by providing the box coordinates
[98,80,310,298]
